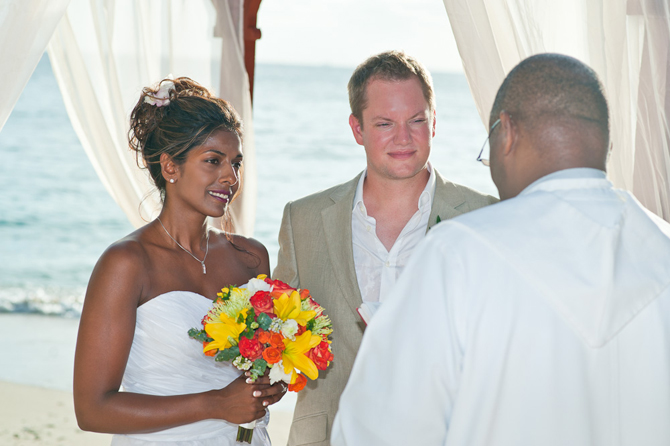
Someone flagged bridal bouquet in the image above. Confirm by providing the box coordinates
[188,275,333,443]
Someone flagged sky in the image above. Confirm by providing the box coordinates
[254,0,464,73]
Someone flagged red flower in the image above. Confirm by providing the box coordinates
[307,341,334,371]
[250,291,274,315]
[238,337,263,361]
[289,373,307,392]
[296,324,306,336]
[262,347,282,364]
[299,289,311,300]
[264,278,294,293]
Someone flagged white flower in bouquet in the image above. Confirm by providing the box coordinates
[269,360,292,385]
[280,319,299,340]
[245,277,273,297]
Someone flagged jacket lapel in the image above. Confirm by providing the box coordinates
[427,169,469,232]
[318,169,465,312]
[322,174,364,314]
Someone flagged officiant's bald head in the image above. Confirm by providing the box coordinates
[488,53,610,200]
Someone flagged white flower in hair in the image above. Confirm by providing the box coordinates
[144,78,175,107]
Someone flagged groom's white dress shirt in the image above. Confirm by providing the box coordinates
[351,163,436,303]
[332,168,670,446]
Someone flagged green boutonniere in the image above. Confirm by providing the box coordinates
[428,215,442,232]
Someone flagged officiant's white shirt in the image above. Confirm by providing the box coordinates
[332,168,670,446]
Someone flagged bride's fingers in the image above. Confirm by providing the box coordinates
[245,372,272,386]
[253,382,288,407]
[251,382,284,398]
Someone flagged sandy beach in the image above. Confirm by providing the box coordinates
[0,314,294,446]
[0,380,111,446]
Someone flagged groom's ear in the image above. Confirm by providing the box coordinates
[349,114,364,146]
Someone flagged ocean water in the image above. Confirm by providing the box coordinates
[0,55,496,317]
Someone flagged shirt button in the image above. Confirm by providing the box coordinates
[385,261,390,267]
[366,225,371,232]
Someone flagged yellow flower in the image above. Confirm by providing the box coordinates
[273,291,316,325]
[282,331,322,380]
[204,308,248,352]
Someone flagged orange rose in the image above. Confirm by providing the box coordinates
[270,333,285,351]
[257,329,271,344]
[203,341,217,357]
[299,289,311,300]
[289,373,307,392]
[270,290,286,299]
[262,347,282,364]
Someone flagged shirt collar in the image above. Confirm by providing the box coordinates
[520,168,607,196]
[353,162,436,215]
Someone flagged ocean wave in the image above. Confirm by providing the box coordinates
[0,287,85,317]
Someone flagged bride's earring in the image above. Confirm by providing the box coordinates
[169,178,176,184]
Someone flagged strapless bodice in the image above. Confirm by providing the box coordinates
[111,291,270,446]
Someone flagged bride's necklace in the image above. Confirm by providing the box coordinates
[157,217,209,274]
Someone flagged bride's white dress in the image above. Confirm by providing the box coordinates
[111,291,271,446]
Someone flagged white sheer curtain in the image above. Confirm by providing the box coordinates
[444,0,670,221]
[47,0,256,234]
[213,0,257,236]
[0,0,70,131]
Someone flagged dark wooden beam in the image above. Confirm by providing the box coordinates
[244,0,262,103]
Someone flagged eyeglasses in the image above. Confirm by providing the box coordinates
[476,118,501,167]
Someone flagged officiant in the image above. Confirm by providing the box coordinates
[331,53,670,446]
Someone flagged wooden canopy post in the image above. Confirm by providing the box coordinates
[244,0,262,103]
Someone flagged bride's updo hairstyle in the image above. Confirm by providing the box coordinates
[129,77,243,201]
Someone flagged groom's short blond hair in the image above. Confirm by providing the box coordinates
[348,51,435,126]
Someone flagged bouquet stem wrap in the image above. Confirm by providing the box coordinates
[236,421,255,443]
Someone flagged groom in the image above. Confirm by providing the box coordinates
[273,50,497,445]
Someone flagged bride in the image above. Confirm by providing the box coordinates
[73,77,284,445]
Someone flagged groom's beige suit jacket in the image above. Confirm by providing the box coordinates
[273,169,498,446]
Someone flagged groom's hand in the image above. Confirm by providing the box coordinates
[245,371,288,407]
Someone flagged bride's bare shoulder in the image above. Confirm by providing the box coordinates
[101,226,152,264]
[88,226,155,295]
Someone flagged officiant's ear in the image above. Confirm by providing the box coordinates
[160,153,179,184]
[498,111,517,157]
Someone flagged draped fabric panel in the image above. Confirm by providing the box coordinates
[0,0,70,131]
[444,0,670,221]
[213,0,257,236]
[47,0,256,234]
